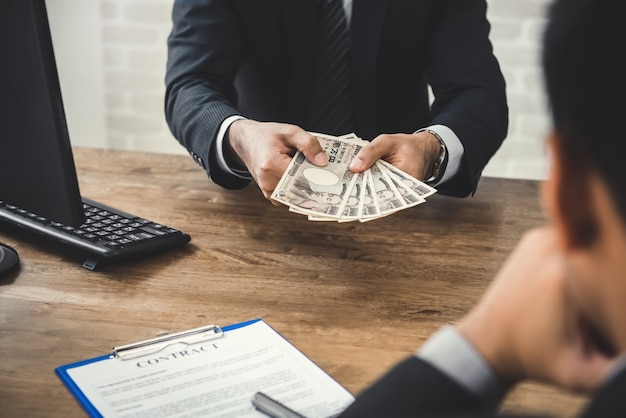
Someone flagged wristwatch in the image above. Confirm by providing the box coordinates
[419,128,448,185]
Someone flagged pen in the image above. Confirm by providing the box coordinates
[252,392,307,418]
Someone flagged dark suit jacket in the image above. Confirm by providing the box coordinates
[165,0,508,197]
[337,356,626,418]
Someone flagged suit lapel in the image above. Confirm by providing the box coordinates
[281,1,319,125]
[351,0,390,138]
[351,0,389,84]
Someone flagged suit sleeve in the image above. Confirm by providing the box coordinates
[338,356,489,418]
[165,0,251,189]
[427,0,508,197]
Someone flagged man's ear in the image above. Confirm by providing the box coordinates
[542,132,599,249]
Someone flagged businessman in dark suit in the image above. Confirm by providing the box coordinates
[165,0,508,202]
[338,0,626,416]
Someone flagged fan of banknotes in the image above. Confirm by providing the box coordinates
[271,132,437,222]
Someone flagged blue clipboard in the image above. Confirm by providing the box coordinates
[55,318,263,417]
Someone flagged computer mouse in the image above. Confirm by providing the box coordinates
[0,243,19,277]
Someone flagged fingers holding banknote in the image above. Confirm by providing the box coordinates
[272,133,437,222]
[348,132,442,181]
[227,120,329,204]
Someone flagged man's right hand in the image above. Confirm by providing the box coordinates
[456,227,617,393]
[226,120,328,204]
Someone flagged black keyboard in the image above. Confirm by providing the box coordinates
[0,197,191,270]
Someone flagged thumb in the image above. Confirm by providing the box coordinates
[293,132,328,167]
[350,144,380,172]
[556,351,616,393]
[553,315,619,393]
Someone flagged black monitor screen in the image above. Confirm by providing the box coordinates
[0,0,85,227]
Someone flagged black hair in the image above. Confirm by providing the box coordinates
[543,0,626,222]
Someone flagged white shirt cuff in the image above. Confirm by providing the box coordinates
[417,326,507,407]
[421,124,463,186]
[215,115,252,180]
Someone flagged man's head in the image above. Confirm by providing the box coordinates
[542,0,626,352]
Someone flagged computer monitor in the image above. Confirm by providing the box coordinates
[0,0,190,270]
[0,0,86,227]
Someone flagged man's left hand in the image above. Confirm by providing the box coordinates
[348,131,441,180]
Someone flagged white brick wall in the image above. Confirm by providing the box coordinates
[99,0,183,154]
[485,0,552,179]
[51,0,554,180]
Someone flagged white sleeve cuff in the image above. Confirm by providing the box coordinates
[417,326,507,407]
[603,357,626,385]
[215,115,252,180]
[420,124,463,186]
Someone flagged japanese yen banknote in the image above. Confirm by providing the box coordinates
[271,133,436,222]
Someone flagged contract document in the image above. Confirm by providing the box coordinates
[56,319,354,418]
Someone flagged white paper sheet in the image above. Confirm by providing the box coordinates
[63,320,354,418]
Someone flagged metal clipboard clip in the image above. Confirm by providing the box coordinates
[112,324,224,361]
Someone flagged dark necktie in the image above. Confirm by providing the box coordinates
[307,0,354,136]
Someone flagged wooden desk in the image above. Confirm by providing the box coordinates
[0,148,585,417]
